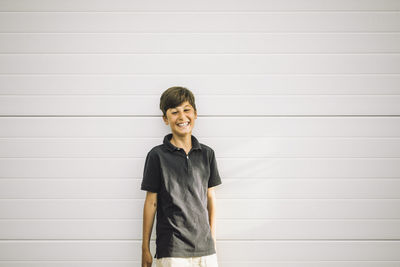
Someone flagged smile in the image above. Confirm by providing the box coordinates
[177,122,190,128]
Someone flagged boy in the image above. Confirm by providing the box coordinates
[141,86,222,267]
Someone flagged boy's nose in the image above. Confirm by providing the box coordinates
[178,112,187,118]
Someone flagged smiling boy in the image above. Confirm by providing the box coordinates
[141,86,222,267]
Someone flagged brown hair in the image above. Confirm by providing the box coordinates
[160,86,197,118]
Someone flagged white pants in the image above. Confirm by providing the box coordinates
[155,253,219,267]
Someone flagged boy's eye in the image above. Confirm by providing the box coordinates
[171,109,190,114]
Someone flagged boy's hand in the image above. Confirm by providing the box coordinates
[141,249,153,267]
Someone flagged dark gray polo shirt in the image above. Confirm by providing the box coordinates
[141,133,222,259]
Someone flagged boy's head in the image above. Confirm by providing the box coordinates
[160,86,198,137]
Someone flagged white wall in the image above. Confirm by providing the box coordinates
[0,1,400,266]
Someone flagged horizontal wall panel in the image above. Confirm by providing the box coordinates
[0,241,399,261]
[1,117,400,138]
[209,219,400,240]
[1,33,400,53]
[0,13,399,33]
[1,54,399,74]
[1,262,137,267]
[1,219,399,239]
[1,178,399,199]
[1,0,399,11]
[1,95,400,115]
[0,158,399,178]
[1,137,400,158]
[219,241,400,261]
[0,199,399,219]
[218,178,400,198]
[1,75,399,95]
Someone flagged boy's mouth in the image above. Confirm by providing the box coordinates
[177,122,190,128]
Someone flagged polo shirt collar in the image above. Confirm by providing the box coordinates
[163,133,202,152]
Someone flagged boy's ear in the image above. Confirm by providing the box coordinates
[162,115,169,125]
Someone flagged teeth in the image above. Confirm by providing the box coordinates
[178,122,189,127]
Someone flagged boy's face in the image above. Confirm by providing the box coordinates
[163,101,197,137]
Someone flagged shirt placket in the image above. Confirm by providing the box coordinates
[177,148,193,175]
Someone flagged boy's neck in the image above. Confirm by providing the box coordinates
[170,133,192,151]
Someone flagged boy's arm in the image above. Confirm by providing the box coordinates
[142,191,157,252]
[207,187,217,251]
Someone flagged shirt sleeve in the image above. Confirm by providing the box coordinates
[141,149,161,193]
[208,148,222,188]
